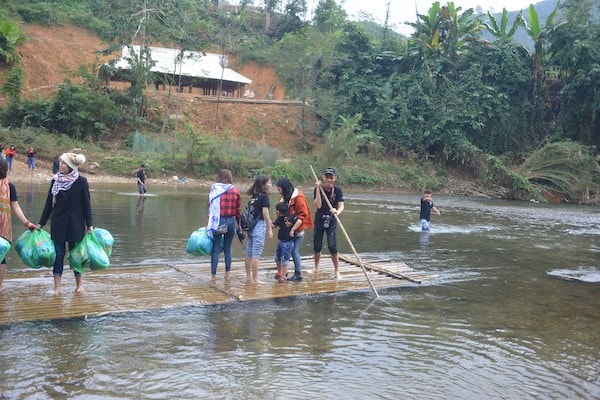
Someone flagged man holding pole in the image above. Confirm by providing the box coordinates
[311,167,345,280]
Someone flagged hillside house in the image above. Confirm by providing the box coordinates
[100,46,252,98]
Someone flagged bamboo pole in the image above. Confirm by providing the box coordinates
[310,165,379,298]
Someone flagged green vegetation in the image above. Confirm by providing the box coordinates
[0,0,598,204]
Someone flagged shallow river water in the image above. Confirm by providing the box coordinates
[0,182,598,399]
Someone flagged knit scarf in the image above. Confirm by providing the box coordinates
[51,170,79,204]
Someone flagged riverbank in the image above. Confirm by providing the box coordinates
[7,157,214,188]
[0,156,526,199]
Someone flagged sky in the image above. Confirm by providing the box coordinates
[337,0,543,35]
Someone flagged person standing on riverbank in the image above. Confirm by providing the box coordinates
[0,159,38,291]
[312,167,344,280]
[136,164,148,196]
[4,146,16,172]
[420,189,440,231]
[38,152,93,295]
[275,177,313,282]
[208,169,241,282]
[244,174,273,284]
[26,146,36,175]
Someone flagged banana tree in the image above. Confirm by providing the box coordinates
[484,8,522,41]
[408,2,481,82]
[519,2,561,113]
[407,1,443,56]
[439,2,482,59]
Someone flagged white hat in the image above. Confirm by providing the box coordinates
[60,153,86,170]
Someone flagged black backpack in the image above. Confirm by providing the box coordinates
[240,197,259,231]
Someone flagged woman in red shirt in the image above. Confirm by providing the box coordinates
[207,169,241,282]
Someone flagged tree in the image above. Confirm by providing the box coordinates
[273,26,339,149]
[548,5,600,147]
[484,8,522,41]
[0,18,26,65]
[262,0,281,35]
[313,0,347,33]
[273,0,307,39]
[519,2,561,142]
[0,66,25,102]
[208,8,247,133]
[407,2,481,83]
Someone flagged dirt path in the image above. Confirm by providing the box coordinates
[8,156,145,189]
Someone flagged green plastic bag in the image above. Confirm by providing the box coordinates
[68,233,110,273]
[68,239,89,274]
[0,236,10,261]
[186,227,213,256]
[15,230,56,269]
[93,227,114,256]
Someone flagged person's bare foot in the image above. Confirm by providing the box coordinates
[75,285,84,293]
[335,273,342,281]
[309,268,319,275]
[224,272,231,281]
[53,288,61,296]
[210,275,217,283]
[252,279,264,284]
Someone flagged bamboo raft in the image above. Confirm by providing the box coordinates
[0,255,436,325]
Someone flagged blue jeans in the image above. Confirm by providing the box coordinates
[246,219,266,258]
[420,219,431,231]
[54,241,81,277]
[274,240,293,266]
[210,216,236,274]
[6,157,12,171]
[291,231,304,275]
[28,157,35,170]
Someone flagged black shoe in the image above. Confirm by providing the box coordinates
[288,274,302,282]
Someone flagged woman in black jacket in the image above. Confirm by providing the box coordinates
[38,152,93,295]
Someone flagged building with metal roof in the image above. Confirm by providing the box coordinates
[100,46,253,98]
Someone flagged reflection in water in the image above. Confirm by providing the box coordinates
[26,182,35,212]
[136,196,146,219]
[419,231,430,248]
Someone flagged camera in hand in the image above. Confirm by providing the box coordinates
[322,214,332,229]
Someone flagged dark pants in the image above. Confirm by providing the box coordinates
[54,241,81,277]
[313,221,338,255]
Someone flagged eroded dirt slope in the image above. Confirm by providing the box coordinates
[1,24,303,153]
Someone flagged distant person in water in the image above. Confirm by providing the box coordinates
[136,164,148,196]
[420,189,440,232]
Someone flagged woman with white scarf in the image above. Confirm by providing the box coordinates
[207,169,241,282]
[38,152,93,295]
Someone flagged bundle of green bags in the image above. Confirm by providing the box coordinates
[15,230,56,269]
[68,228,114,273]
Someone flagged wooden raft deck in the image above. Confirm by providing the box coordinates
[0,255,436,325]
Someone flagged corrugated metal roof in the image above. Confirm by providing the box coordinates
[111,46,252,84]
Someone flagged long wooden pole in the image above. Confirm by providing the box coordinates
[310,165,379,298]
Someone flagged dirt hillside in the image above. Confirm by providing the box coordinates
[1,24,305,154]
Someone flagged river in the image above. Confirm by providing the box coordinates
[0,182,598,399]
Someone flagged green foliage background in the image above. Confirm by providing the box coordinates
[0,0,598,203]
